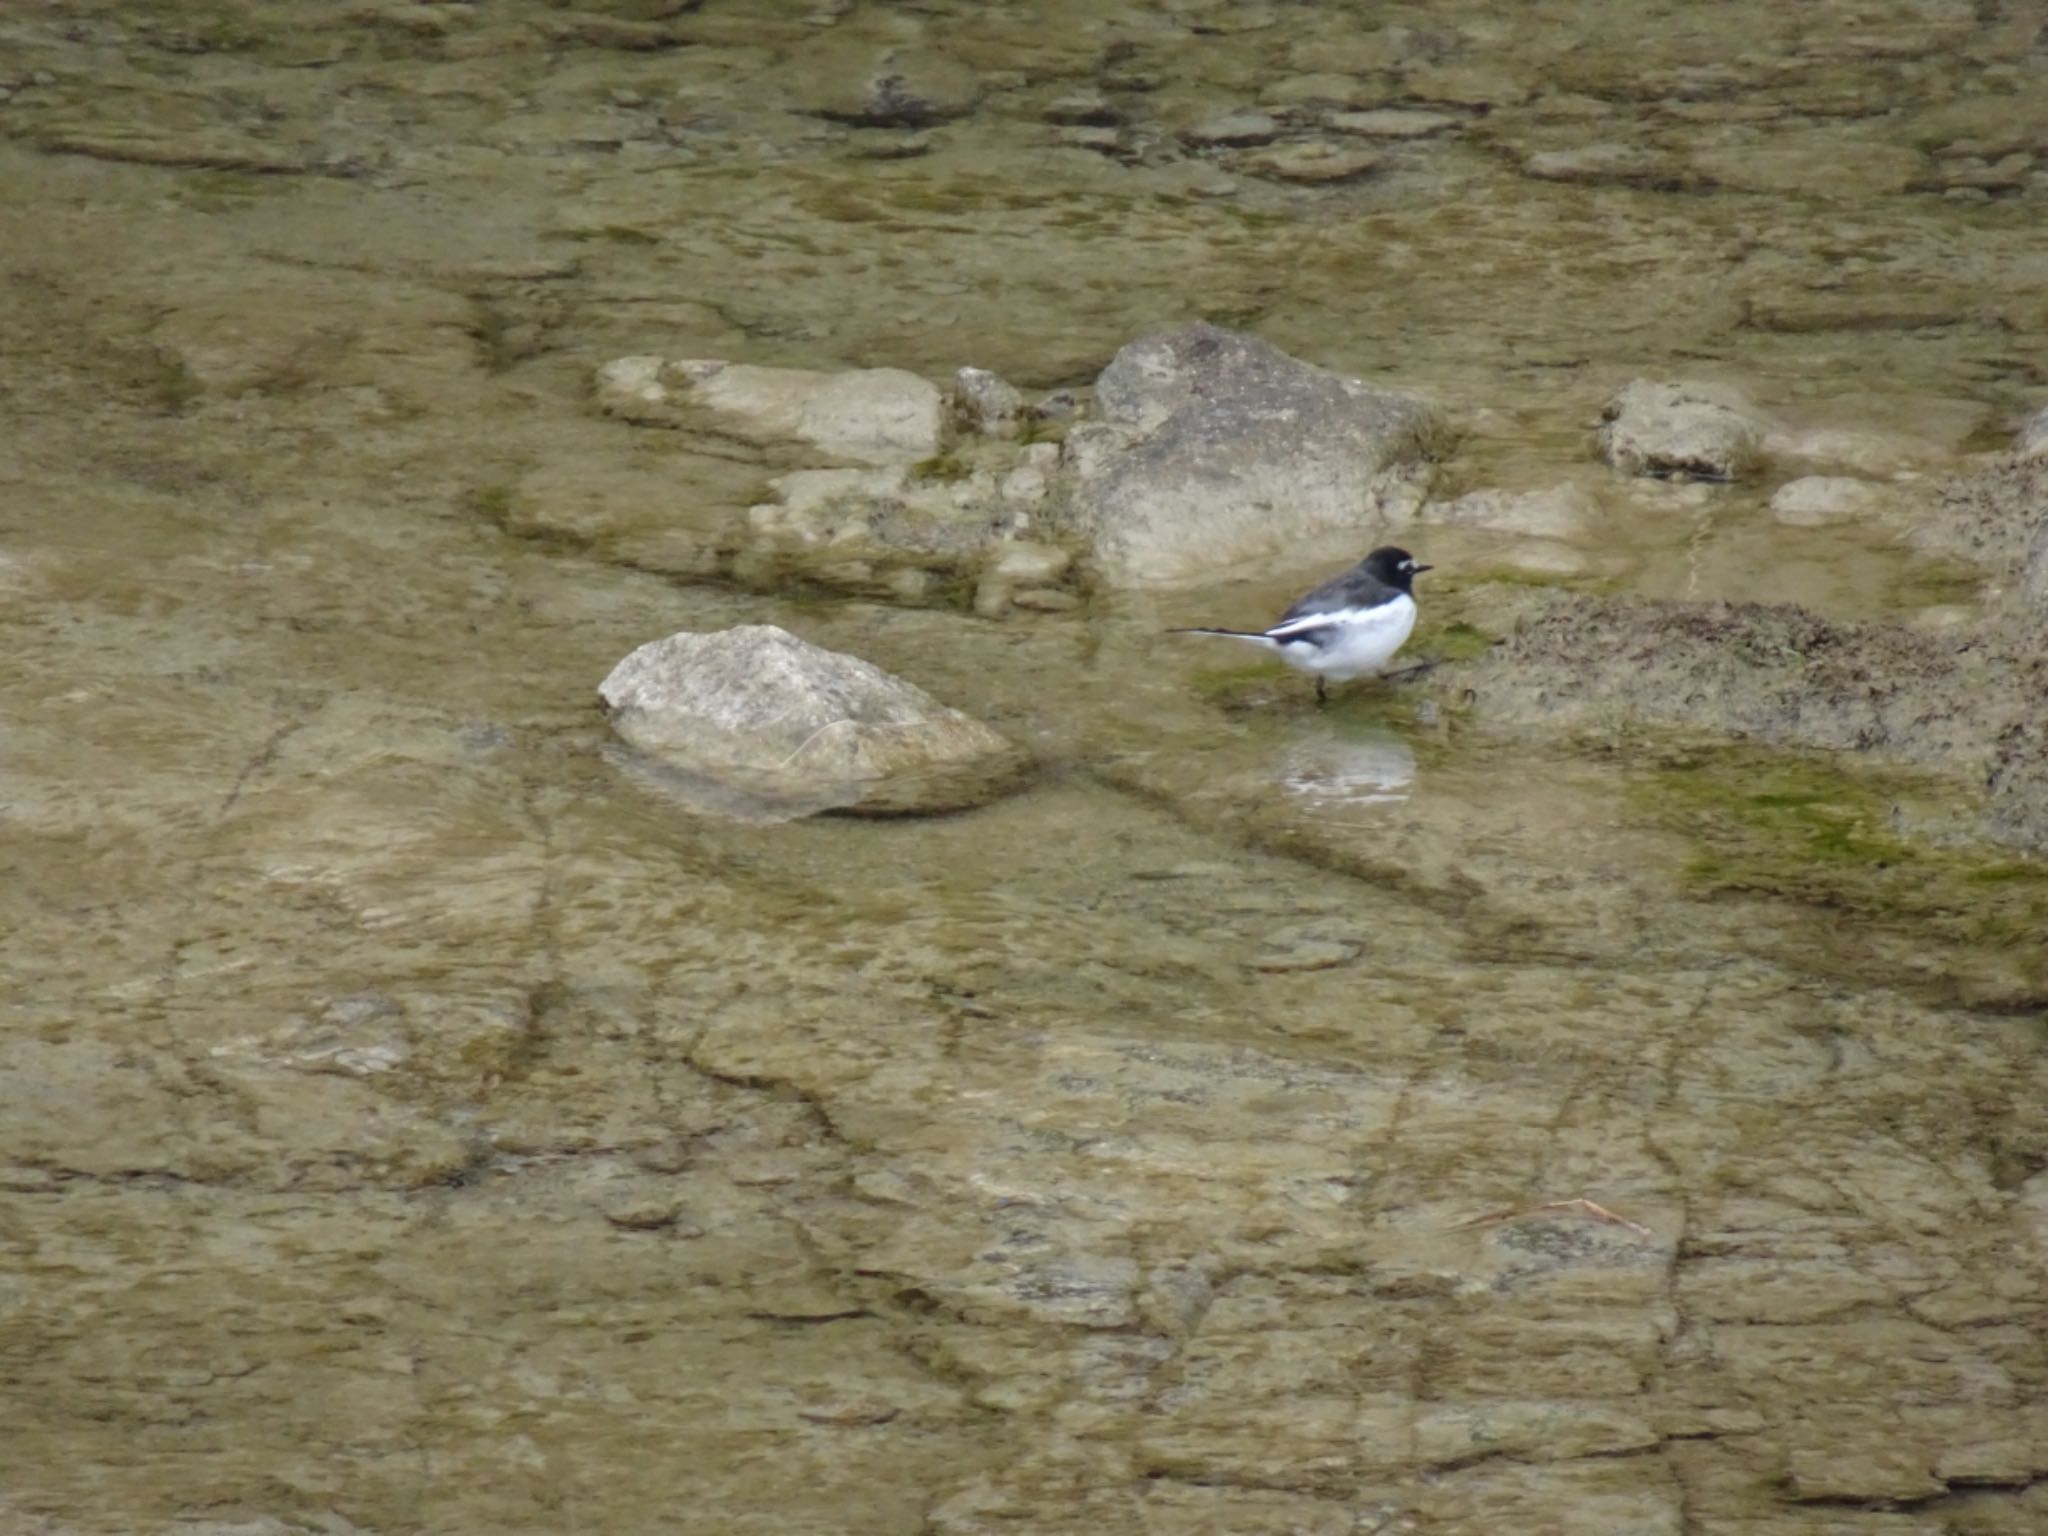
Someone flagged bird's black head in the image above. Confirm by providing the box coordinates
[1362,546,1432,592]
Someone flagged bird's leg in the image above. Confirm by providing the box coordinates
[1315,676,1328,706]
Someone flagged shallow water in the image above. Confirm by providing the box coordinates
[3,3,2046,1533]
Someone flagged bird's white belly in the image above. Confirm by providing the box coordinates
[1275,595,1417,680]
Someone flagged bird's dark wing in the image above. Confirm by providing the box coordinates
[1273,565,1396,629]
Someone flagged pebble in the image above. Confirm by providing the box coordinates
[951,366,1023,434]
[1252,938,1359,973]
[1044,91,1121,126]
[1009,588,1081,613]
[1057,126,1123,155]
[1326,109,1460,138]
[797,1398,902,1427]
[1186,111,1280,148]
[1248,143,1381,184]
[847,132,932,161]
[985,540,1072,584]
[598,1189,691,1232]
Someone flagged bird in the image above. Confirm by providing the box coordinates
[1169,546,1433,703]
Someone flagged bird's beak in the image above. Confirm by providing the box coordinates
[1413,564,1434,574]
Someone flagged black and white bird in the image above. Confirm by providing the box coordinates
[1170,546,1433,703]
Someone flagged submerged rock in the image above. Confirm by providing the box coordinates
[794,48,983,129]
[595,356,944,465]
[732,457,1080,613]
[1440,583,2048,852]
[1426,483,1598,541]
[948,366,1023,435]
[1768,475,1891,527]
[1596,379,1764,482]
[1062,323,1445,586]
[599,625,1025,818]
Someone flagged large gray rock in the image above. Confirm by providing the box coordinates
[595,356,944,465]
[599,625,1025,819]
[1597,379,1765,481]
[1062,323,1445,586]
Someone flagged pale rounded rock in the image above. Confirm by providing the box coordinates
[599,625,1025,818]
[1327,108,1461,138]
[1597,379,1765,481]
[1186,112,1281,148]
[1769,476,1888,527]
[1247,142,1381,184]
[950,366,1023,435]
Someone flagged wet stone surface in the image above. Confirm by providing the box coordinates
[3,2,2048,1534]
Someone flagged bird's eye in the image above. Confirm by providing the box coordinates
[1400,559,1415,572]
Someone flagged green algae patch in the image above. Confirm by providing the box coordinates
[1638,745,2048,1004]
[1415,618,1498,664]
[908,451,974,484]
[1886,556,1983,609]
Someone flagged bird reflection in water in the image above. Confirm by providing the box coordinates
[1278,721,1416,805]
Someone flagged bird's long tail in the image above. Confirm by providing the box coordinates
[1166,626,1277,648]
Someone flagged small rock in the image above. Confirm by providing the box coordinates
[950,366,1023,435]
[1246,142,1381,184]
[1251,938,1359,972]
[1056,125,1124,155]
[1404,63,1532,108]
[1525,143,1683,187]
[999,445,1057,505]
[1768,476,1887,527]
[845,131,933,161]
[735,463,1021,606]
[1935,1440,2042,1486]
[801,49,982,128]
[599,625,1025,818]
[985,540,1073,585]
[1262,73,1371,109]
[1043,91,1121,126]
[1942,152,2033,192]
[595,356,944,465]
[1009,588,1081,613]
[598,1186,689,1232]
[1327,108,1461,138]
[1596,379,1764,482]
[1185,111,1280,148]
[797,1398,902,1427]
[970,577,1012,618]
[1784,1445,1943,1503]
